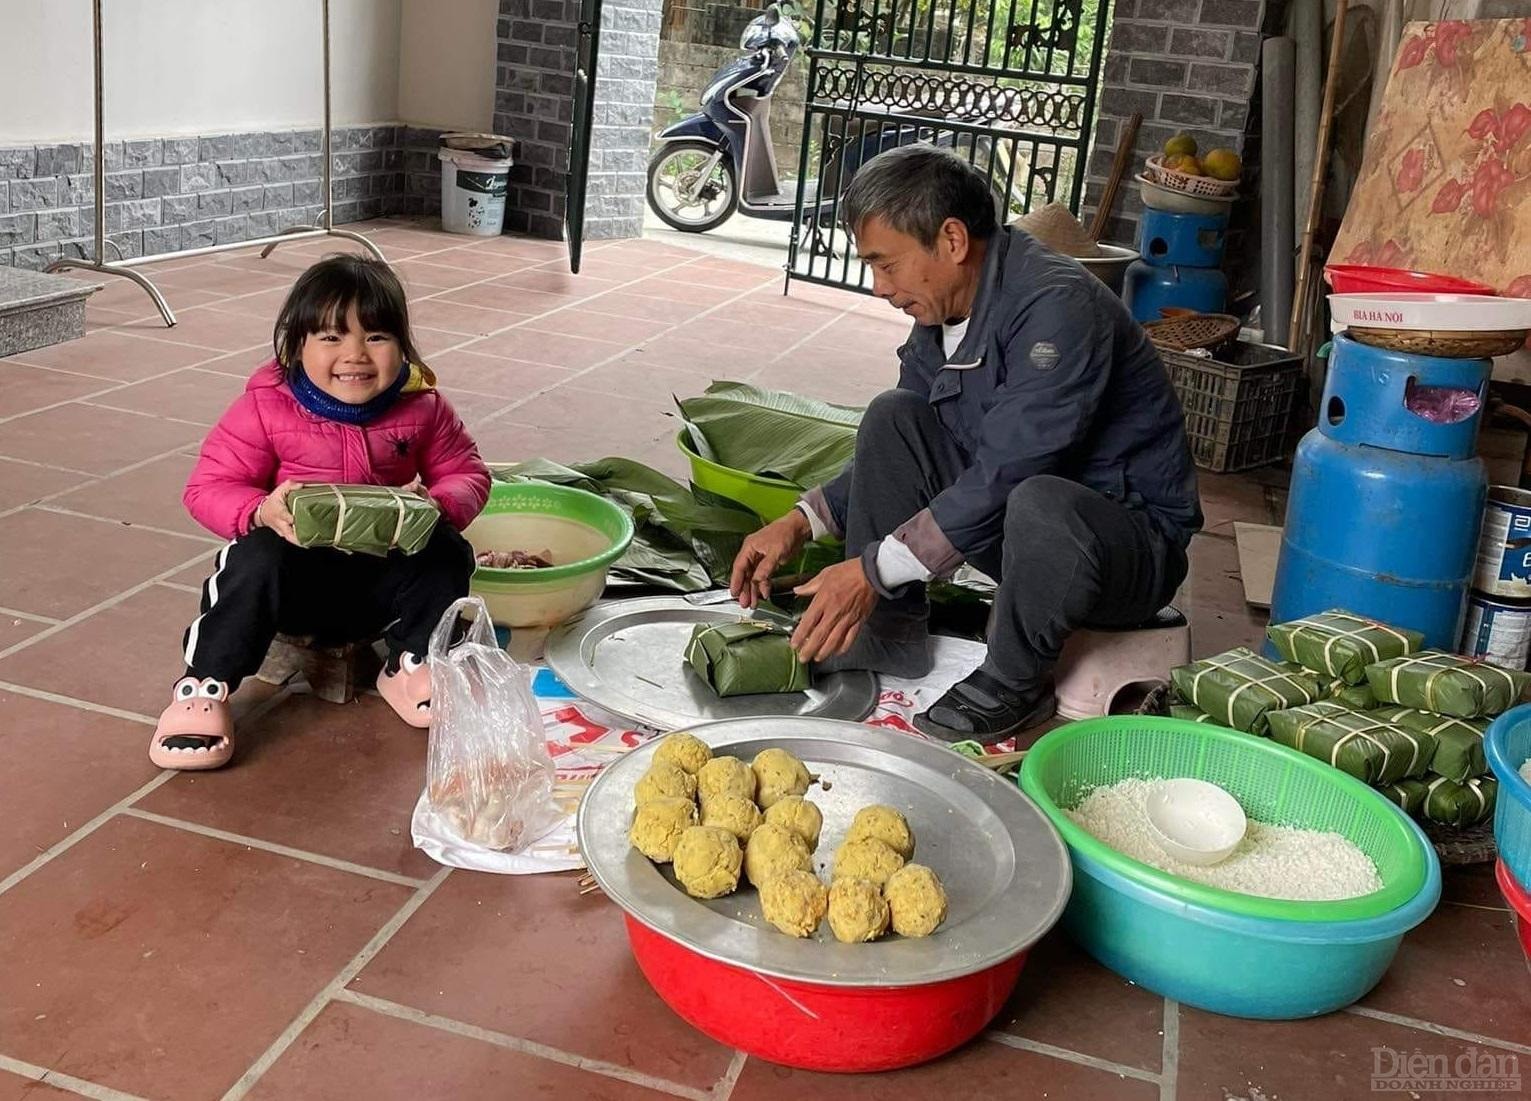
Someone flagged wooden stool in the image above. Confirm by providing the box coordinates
[255,633,381,704]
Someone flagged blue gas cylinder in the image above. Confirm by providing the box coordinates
[1269,334,1491,649]
[1137,209,1228,267]
[1123,261,1229,323]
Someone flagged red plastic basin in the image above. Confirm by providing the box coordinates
[625,915,1028,1073]
[1494,860,1531,966]
[1324,265,1495,296]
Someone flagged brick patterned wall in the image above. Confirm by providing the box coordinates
[1081,0,1273,248]
[495,0,663,240]
[0,125,420,270]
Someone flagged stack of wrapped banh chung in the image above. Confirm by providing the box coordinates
[1169,610,1527,829]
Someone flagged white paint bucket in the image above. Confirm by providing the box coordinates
[439,148,511,236]
[1460,591,1531,670]
[1474,486,1531,599]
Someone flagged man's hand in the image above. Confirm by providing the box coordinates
[790,559,877,663]
[730,509,811,609]
[255,479,303,545]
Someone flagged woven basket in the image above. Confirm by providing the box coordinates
[1348,327,1529,359]
[1146,312,1241,353]
[1145,154,1239,199]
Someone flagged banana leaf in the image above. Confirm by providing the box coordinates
[1169,648,1324,735]
[1365,650,1530,719]
[1265,701,1435,784]
[1170,703,1220,724]
[1322,678,1378,710]
[289,484,439,557]
[685,621,810,696]
[1373,706,1489,783]
[493,458,759,591]
[1381,776,1497,827]
[1267,609,1423,685]
[676,381,862,489]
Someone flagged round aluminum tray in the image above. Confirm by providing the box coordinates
[543,595,878,732]
[576,717,1072,987]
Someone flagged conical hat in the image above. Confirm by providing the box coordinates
[1013,202,1103,259]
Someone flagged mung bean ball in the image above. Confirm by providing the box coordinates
[628,796,698,863]
[672,826,743,899]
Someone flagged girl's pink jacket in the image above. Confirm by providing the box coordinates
[184,361,491,540]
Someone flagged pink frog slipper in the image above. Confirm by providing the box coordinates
[150,677,235,770]
[378,653,432,728]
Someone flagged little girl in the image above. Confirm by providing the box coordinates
[154,254,491,770]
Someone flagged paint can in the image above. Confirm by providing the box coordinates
[1473,486,1531,600]
[1460,591,1531,670]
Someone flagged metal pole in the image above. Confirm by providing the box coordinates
[322,0,332,229]
[93,0,105,265]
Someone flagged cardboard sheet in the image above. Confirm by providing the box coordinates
[1234,522,1282,608]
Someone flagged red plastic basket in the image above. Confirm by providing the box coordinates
[626,915,1029,1072]
[1495,860,1531,967]
[1323,265,1495,296]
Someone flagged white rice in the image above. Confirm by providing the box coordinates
[1519,757,1531,786]
[1066,777,1383,902]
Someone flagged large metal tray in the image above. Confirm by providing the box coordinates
[543,595,878,732]
[576,717,1072,987]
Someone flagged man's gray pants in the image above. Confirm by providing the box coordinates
[842,389,1189,692]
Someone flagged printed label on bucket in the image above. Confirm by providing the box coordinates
[456,170,509,198]
[1462,596,1531,671]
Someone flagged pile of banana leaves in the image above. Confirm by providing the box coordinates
[675,381,862,489]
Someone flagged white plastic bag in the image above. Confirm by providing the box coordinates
[411,597,571,872]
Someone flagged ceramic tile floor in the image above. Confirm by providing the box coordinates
[0,219,1524,1101]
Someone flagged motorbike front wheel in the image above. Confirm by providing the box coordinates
[646,141,738,233]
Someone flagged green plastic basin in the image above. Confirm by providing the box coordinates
[676,431,802,522]
[464,482,634,629]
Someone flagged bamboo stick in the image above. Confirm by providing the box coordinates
[1288,0,1350,353]
[1088,112,1143,242]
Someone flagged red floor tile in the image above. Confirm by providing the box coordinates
[490,267,624,299]
[427,349,573,401]
[352,873,738,1090]
[466,234,572,262]
[436,281,569,316]
[0,582,201,715]
[0,689,160,879]
[462,329,627,371]
[49,451,208,538]
[568,358,723,403]
[406,297,531,337]
[0,402,204,475]
[468,420,623,467]
[658,263,776,292]
[730,1039,1160,1100]
[1177,1003,1524,1101]
[392,258,498,293]
[444,389,514,428]
[410,326,467,357]
[994,930,1166,1074]
[152,306,278,353]
[81,367,247,427]
[0,1069,79,1100]
[519,306,674,345]
[0,510,207,620]
[0,815,411,1101]
[136,693,439,881]
[508,388,675,449]
[148,261,293,297]
[423,245,546,277]
[0,362,113,419]
[5,331,222,382]
[246,1000,680,1100]
[1361,899,1529,1046]
[622,277,748,308]
[0,614,47,650]
[578,290,716,325]
[0,457,90,511]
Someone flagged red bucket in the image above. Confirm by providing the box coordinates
[1494,859,1531,966]
[1323,265,1495,296]
[626,915,1028,1073]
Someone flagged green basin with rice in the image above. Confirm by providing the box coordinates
[465,481,634,629]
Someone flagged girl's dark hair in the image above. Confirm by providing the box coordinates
[272,254,423,379]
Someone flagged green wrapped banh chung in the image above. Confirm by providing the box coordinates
[1381,776,1498,827]
[289,484,440,557]
[1322,678,1377,710]
[1373,706,1488,784]
[1267,610,1424,686]
[1169,703,1219,724]
[685,621,810,697]
[1265,701,1435,785]
[1365,650,1530,720]
[1169,648,1324,735]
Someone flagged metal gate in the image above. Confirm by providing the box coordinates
[786,0,1111,293]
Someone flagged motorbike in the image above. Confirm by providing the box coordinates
[647,5,1008,236]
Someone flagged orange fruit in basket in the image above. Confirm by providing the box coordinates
[1166,154,1205,176]
[1203,148,1242,181]
[1164,132,1197,158]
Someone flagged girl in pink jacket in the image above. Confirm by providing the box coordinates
[154,254,491,771]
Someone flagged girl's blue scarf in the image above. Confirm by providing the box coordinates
[288,364,409,426]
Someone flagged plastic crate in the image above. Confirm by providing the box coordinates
[1163,340,1303,473]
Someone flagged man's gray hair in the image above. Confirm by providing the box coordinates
[840,144,999,249]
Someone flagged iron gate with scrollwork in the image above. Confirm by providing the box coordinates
[786,0,1111,293]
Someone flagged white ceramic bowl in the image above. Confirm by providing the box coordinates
[1076,243,1137,296]
[1137,174,1236,217]
[1145,778,1248,866]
